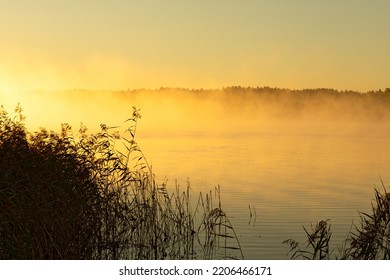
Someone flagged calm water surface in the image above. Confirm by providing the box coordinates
[139,120,390,259]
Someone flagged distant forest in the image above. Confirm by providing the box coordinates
[123,86,390,96]
[41,86,390,121]
[117,86,390,121]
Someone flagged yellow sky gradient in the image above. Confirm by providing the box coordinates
[1,0,389,93]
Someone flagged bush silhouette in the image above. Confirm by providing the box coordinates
[0,106,107,259]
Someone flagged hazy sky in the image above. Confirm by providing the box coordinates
[1,0,389,92]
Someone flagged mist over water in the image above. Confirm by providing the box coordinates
[2,87,390,259]
[4,87,390,134]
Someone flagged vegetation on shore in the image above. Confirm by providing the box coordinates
[0,105,242,260]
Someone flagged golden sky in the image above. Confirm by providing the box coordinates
[1,0,389,93]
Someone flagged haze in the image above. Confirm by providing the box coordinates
[2,88,389,139]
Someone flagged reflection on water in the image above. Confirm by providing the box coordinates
[139,121,390,259]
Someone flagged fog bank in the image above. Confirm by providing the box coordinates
[2,87,390,137]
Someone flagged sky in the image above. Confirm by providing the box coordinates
[1,0,390,93]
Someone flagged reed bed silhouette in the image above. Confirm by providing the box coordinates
[0,105,242,260]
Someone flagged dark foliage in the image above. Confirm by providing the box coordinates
[0,105,242,260]
[0,106,109,259]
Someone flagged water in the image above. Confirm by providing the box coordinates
[139,120,390,259]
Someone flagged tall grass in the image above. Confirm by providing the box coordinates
[0,105,242,260]
[346,182,390,259]
[284,182,390,260]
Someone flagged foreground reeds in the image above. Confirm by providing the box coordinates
[0,105,242,260]
[284,182,390,260]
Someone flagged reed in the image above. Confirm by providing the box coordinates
[284,183,390,260]
[0,105,242,260]
[283,220,332,260]
[346,181,390,259]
